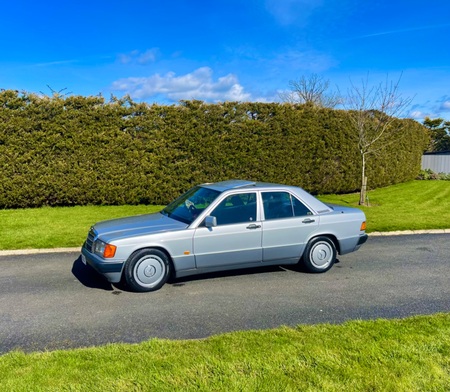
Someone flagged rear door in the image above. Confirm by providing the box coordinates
[261,191,319,262]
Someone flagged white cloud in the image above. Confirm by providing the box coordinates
[410,96,450,120]
[111,67,252,102]
[409,110,428,120]
[34,59,79,67]
[439,100,450,111]
[118,48,159,65]
[407,102,434,120]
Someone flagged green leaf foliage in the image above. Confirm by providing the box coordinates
[0,90,429,208]
[423,117,450,152]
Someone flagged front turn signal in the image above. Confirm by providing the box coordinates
[104,244,117,258]
[360,221,367,231]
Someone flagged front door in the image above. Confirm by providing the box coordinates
[193,192,262,268]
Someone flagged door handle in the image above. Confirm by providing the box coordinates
[302,218,315,224]
[246,224,261,229]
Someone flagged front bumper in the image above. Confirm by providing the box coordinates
[81,246,124,283]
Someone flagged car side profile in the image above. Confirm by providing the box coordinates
[81,180,368,292]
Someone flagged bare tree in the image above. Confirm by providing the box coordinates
[341,74,413,205]
[279,73,341,108]
[39,85,72,98]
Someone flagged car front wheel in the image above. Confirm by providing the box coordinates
[123,249,171,292]
[301,236,336,273]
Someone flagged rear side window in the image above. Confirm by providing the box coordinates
[262,192,312,220]
[292,196,312,217]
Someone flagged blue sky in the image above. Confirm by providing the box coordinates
[1,0,449,120]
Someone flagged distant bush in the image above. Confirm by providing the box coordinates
[416,169,450,180]
[0,90,429,208]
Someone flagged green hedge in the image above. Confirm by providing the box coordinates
[0,90,429,208]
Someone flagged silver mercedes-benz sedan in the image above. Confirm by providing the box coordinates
[81,180,368,292]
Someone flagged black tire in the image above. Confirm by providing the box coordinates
[301,236,336,273]
[123,249,171,292]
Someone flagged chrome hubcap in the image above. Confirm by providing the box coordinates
[310,241,334,269]
[134,255,165,288]
[143,265,157,278]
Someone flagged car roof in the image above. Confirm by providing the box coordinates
[200,179,302,191]
[201,179,294,192]
[200,179,332,213]
[201,180,257,191]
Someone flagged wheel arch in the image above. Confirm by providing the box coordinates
[301,234,338,273]
[308,233,340,254]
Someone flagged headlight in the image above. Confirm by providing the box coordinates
[94,240,117,258]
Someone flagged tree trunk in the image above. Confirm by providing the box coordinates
[359,153,367,206]
[359,176,367,206]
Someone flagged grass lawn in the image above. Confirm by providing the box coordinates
[0,205,164,250]
[318,180,450,233]
[0,314,449,391]
[1,180,449,250]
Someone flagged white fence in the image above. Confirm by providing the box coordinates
[421,153,450,173]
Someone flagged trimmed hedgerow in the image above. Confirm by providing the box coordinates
[0,91,429,208]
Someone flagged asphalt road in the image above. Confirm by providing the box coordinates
[0,234,449,354]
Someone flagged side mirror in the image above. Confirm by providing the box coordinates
[204,216,217,228]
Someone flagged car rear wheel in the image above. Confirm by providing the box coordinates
[124,249,171,292]
[301,236,336,273]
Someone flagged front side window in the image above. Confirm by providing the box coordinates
[262,191,312,220]
[210,192,257,225]
[162,186,221,224]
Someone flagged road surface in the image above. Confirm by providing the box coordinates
[0,234,449,354]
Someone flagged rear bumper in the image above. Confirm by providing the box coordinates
[351,233,368,252]
[339,233,369,255]
[357,234,369,246]
[81,246,123,283]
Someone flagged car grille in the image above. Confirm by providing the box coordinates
[85,228,97,253]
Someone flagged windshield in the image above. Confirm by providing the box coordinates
[161,186,221,224]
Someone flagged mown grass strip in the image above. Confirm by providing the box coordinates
[0,205,164,250]
[0,314,449,391]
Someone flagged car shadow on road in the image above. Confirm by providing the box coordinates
[71,257,342,292]
[167,264,299,287]
[168,257,343,286]
[71,256,114,291]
